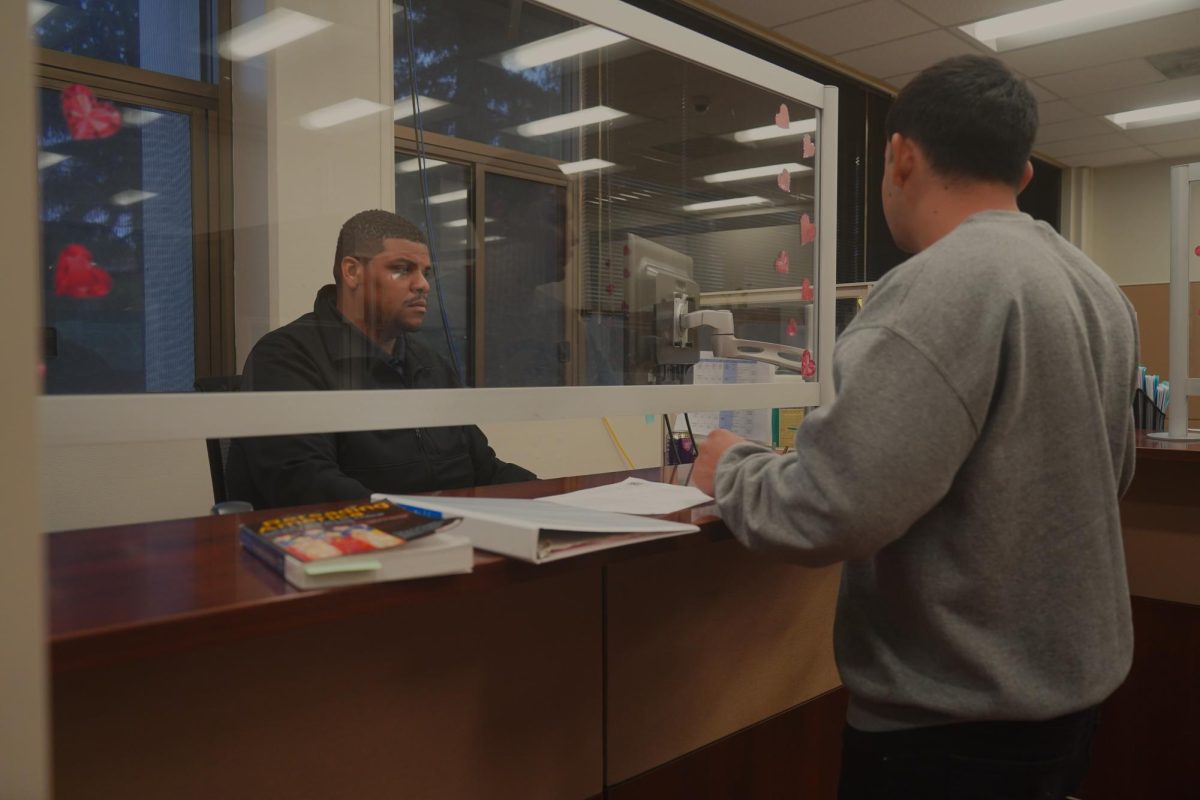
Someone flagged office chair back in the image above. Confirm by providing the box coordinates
[193,375,251,513]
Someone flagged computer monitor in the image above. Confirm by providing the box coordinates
[623,234,700,385]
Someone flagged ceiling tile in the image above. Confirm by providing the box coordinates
[1037,100,1087,125]
[1035,116,1117,145]
[1000,10,1200,78]
[1039,132,1139,158]
[774,1,937,56]
[1024,80,1057,102]
[1069,74,1200,116]
[836,29,984,79]
[895,0,1048,26]
[1061,147,1158,168]
[704,0,864,29]
[1147,138,1200,159]
[1124,118,1200,145]
[1037,59,1167,99]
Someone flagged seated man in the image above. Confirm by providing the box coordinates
[226,209,535,509]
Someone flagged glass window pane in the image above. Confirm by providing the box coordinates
[38,85,195,394]
[33,0,214,83]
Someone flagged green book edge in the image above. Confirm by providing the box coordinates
[303,558,383,576]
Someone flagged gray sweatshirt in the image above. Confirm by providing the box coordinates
[714,210,1138,732]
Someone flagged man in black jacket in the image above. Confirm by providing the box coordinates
[226,210,535,509]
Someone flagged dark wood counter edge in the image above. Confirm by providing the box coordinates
[1135,431,1200,462]
[49,470,729,673]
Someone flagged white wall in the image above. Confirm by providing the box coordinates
[0,2,50,794]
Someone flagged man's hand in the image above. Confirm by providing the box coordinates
[692,428,746,495]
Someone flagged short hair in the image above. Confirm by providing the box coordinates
[332,210,428,283]
[884,55,1037,188]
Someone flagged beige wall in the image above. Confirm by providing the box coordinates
[0,2,50,795]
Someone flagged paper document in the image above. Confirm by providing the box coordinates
[538,477,714,515]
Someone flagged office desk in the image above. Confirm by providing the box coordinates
[50,468,843,800]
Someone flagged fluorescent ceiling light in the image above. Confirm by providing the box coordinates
[960,0,1200,51]
[396,157,447,173]
[299,98,389,130]
[516,105,626,137]
[731,117,818,144]
[498,25,626,71]
[111,190,158,206]
[219,8,331,61]
[29,1,56,26]
[485,235,505,243]
[444,218,470,228]
[558,158,616,174]
[702,162,810,183]
[121,109,163,127]
[37,151,69,169]
[429,189,468,205]
[1106,98,1200,129]
[682,196,769,212]
[393,95,449,121]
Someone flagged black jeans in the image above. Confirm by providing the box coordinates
[838,706,1100,800]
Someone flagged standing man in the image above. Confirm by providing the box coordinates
[693,55,1138,799]
[227,210,535,510]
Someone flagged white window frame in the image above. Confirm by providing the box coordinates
[40,0,838,448]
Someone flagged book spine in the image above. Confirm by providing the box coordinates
[239,526,287,575]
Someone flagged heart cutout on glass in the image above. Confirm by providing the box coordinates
[61,84,122,140]
[775,103,790,129]
[777,168,792,193]
[803,134,816,159]
[786,318,798,338]
[801,278,813,302]
[774,250,790,274]
[800,213,817,245]
[54,244,113,298]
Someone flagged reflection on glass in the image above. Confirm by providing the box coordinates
[38,86,195,394]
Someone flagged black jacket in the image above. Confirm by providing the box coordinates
[226,285,535,509]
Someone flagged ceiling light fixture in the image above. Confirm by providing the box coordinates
[29,1,56,27]
[682,196,769,212]
[219,8,331,61]
[393,95,449,121]
[299,98,389,130]
[37,151,69,170]
[121,109,163,127]
[516,105,626,137]
[429,189,468,205]
[731,117,818,144]
[1106,97,1200,129]
[396,157,448,173]
[111,190,158,206]
[498,25,626,71]
[702,162,810,183]
[558,158,616,174]
[960,0,1200,52]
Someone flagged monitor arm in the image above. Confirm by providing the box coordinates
[676,308,807,373]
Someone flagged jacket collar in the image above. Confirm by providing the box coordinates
[312,284,427,378]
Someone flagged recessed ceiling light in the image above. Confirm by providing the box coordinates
[428,189,468,205]
[29,1,56,27]
[396,157,448,173]
[111,190,158,206]
[516,105,627,137]
[1106,97,1200,129]
[219,8,331,61]
[37,151,69,169]
[702,163,810,183]
[558,158,616,174]
[960,0,1200,52]
[682,196,769,212]
[121,109,163,127]
[299,98,389,130]
[730,117,818,144]
[393,95,449,121]
[498,26,626,71]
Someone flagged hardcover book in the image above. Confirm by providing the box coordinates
[239,499,471,589]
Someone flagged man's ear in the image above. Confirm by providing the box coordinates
[1016,160,1034,194]
[888,133,917,189]
[340,256,362,289]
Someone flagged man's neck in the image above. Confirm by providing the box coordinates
[911,183,1021,252]
[334,297,396,354]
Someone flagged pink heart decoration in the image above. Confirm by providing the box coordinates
[800,350,815,380]
[61,84,122,141]
[786,319,798,338]
[54,244,113,298]
[777,168,792,193]
[800,278,813,302]
[803,134,816,159]
[775,103,790,129]
[1195,245,1200,257]
[774,250,790,274]
[800,213,817,246]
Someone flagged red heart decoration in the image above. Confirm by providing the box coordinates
[777,168,792,193]
[1194,245,1200,257]
[803,134,816,159]
[800,213,817,246]
[800,349,815,380]
[801,278,813,302]
[54,244,113,298]
[605,283,614,295]
[61,84,122,141]
[774,250,790,274]
[775,103,790,129]
[786,318,798,338]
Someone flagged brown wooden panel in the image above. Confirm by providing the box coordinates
[606,540,842,783]
[54,568,603,800]
[608,688,849,800]
[1081,596,1200,799]
[1121,458,1200,605]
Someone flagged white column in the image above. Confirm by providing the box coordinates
[0,2,50,796]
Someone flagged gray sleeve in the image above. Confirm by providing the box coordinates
[714,326,979,566]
